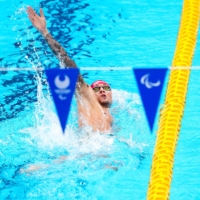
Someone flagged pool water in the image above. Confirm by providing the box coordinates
[0,0,200,199]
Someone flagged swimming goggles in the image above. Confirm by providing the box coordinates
[92,86,111,92]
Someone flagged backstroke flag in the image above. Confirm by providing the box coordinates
[45,68,79,133]
[133,68,168,132]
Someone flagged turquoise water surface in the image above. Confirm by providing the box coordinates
[0,0,200,199]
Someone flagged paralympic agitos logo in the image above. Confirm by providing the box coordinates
[140,74,161,89]
[54,75,71,100]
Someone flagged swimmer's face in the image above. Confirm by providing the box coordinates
[93,84,112,107]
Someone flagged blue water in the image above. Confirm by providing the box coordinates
[0,0,200,199]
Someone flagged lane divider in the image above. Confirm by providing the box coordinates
[147,0,200,199]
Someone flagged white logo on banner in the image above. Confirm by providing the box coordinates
[54,75,71,100]
[140,74,160,89]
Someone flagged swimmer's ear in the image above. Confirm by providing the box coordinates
[40,8,44,18]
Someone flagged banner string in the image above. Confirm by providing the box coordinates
[1,67,200,71]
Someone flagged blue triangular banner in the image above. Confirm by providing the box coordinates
[133,68,168,132]
[45,68,79,133]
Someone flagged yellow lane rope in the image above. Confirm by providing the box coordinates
[147,0,200,199]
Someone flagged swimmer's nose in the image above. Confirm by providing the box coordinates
[99,87,105,93]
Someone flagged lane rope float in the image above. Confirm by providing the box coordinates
[147,0,200,199]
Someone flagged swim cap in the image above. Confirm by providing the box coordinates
[91,80,110,89]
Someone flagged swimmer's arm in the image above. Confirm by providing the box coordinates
[43,32,86,89]
[43,32,77,68]
[20,156,69,174]
[27,6,86,89]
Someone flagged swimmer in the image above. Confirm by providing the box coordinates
[27,6,113,133]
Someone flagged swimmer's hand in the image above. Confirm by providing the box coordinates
[27,6,48,36]
[20,164,49,174]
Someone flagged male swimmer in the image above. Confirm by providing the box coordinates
[27,6,113,133]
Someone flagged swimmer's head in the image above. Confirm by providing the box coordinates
[91,80,112,107]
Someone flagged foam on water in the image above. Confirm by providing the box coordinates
[13,70,151,165]
[20,73,146,155]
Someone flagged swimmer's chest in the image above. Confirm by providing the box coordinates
[78,102,112,128]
